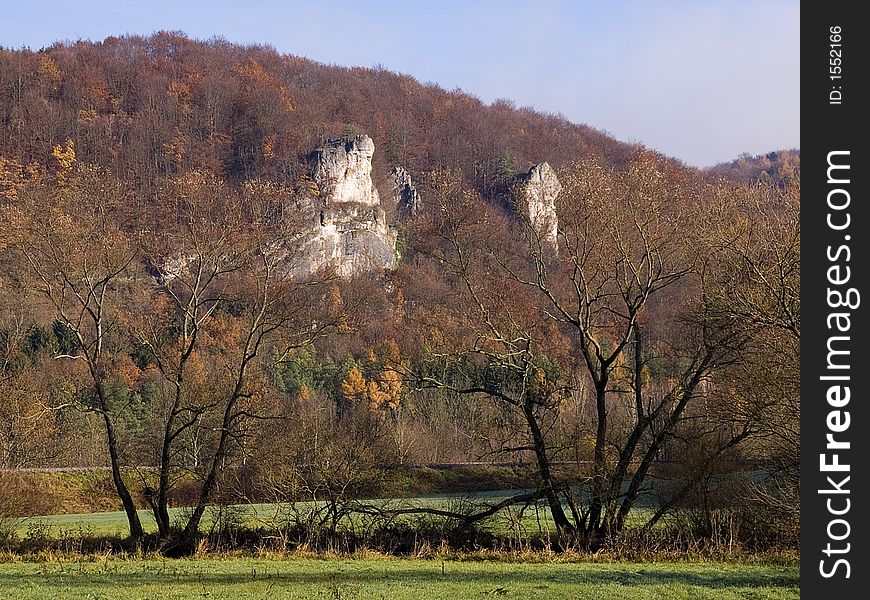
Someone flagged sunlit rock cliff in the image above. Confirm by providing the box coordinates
[293,135,398,277]
[516,162,560,249]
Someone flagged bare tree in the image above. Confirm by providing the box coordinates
[516,157,756,545]
[12,167,144,539]
[412,156,760,548]
[700,181,800,522]
[133,174,343,551]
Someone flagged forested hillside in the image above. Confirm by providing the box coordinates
[0,32,646,198]
[0,33,798,554]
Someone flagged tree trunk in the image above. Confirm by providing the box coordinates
[522,399,574,535]
[153,430,172,537]
[97,383,143,540]
[585,379,608,543]
[181,397,237,550]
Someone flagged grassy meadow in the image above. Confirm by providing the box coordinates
[2,488,798,598]
[0,556,799,599]
[10,491,660,541]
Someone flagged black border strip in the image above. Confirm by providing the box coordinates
[802,3,868,595]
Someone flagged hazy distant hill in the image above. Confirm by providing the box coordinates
[707,149,800,187]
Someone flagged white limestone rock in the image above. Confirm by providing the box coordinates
[292,135,397,277]
[312,135,380,206]
[517,162,560,249]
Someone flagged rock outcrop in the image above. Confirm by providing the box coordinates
[516,162,560,249]
[312,135,380,206]
[293,135,397,277]
[390,166,421,219]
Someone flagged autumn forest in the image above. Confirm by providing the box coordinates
[0,33,799,558]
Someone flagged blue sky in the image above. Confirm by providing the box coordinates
[1,0,799,167]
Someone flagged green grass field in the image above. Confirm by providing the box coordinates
[12,491,661,540]
[3,492,798,598]
[0,556,799,599]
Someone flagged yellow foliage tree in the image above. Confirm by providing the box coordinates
[340,363,402,416]
[51,139,76,185]
[37,56,62,92]
[340,366,367,406]
[369,367,402,413]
